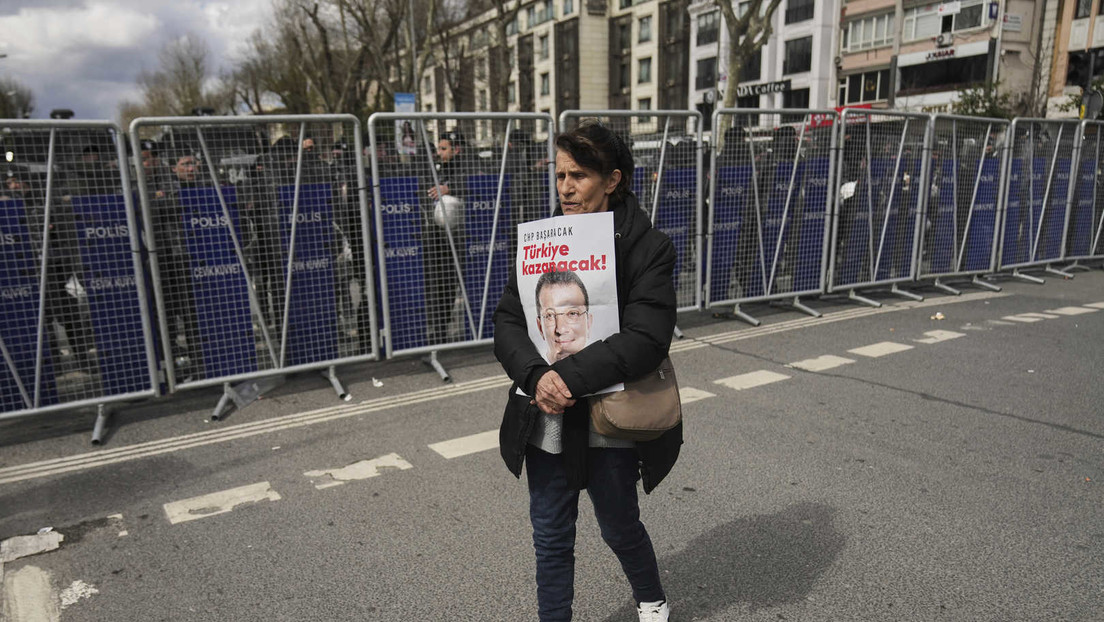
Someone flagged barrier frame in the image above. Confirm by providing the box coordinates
[130,114,379,413]
[916,113,1010,294]
[0,119,159,437]
[1064,120,1104,266]
[827,108,934,306]
[995,117,1082,282]
[705,108,839,324]
[558,109,704,313]
[367,111,556,363]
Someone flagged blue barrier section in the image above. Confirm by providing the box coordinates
[837,166,873,286]
[874,155,923,281]
[377,176,427,351]
[1038,159,1072,260]
[754,161,797,297]
[927,158,958,274]
[71,194,148,395]
[0,199,58,411]
[709,165,753,301]
[655,167,695,295]
[793,156,831,292]
[462,174,512,340]
[1002,159,1028,265]
[277,183,338,366]
[963,158,1002,272]
[178,186,257,378]
[1068,158,1098,257]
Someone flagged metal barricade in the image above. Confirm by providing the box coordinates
[559,110,704,314]
[917,114,1009,294]
[0,120,157,441]
[996,118,1080,282]
[366,112,555,380]
[1065,121,1104,266]
[130,115,378,419]
[707,109,837,325]
[828,109,932,306]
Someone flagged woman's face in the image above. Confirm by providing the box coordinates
[555,151,621,215]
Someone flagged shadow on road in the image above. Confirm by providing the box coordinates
[602,502,846,621]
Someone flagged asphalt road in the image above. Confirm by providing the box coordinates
[2,270,1102,621]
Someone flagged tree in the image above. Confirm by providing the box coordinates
[1056,78,1104,119]
[0,76,34,119]
[951,81,1017,120]
[118,34,231,126]
[714,0,784,141]
[487,0,522,121]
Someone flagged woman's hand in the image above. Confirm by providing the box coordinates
[531,370,575,415]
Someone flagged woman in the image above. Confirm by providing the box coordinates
[493,121,682,622]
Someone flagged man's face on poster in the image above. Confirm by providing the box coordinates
[537,282,592,362]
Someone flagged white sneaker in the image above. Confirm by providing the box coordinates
[637,599,669,622]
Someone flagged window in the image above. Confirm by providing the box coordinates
[619,62,631,89]
[563,0,574,16]
[783,37,813,74]
[899,55,987,93]
[785,0,815,24]
[475,59,486,80]
[508,81,517,104]
[639,97,652,110]
[639,16,653,43]
[696,56,717,90]
[540,73,550,96]
[620,0,632,8]
[423,76,432,93]
[737,94,760,108]
[781,88,810,123]
[638,57,652,83]
[842,14,894,52]
[1067,49,1104,85]
[697,11,719,46]
[742,48,762,82]
[839,70,890,104]
[479,89,488,111]
[539,35,549,60]
[903,0,990,41]
[507,16,518,36]
[618,22,632,50]
[529,0,554,26]
[1076,0,1092,19]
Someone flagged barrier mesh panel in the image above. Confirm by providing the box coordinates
[920,116,1007,277]
[1,123,152,415]
[370,115,554,354]
[831,111,928,291]
[132,119,370,388]
[1067,122,1104,261]
[1000,119,1078,269]
[560,113,702,312]
[708,111,833,306]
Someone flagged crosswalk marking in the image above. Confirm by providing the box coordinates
[987,319,1016,326]
[163,482,281,525]
[1003,315,1043,323]
[1086,302,1104,309]
[787,355,855,372]
[847,342,914,358]
[679,387,716,404]
[1016,312,1060,319]
[714,370,791,391]
[1047,306,1098,316]
[304,453,413,488]
[913,330,966,344]
[429,431,499,459]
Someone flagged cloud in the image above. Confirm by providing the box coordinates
[0,0,273,120]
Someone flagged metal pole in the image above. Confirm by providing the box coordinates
[477,119,514,339]
[32,128,56,408]
[650,116,672,223]
[956,123,993,272]
[747,121,768,296]
[1030,123,1063,261]
[766,117,807,294]
[872,117,909,280]
[279,122,308,367]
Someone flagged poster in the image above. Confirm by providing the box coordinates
[394,92,417,156]
[516,212,622,395]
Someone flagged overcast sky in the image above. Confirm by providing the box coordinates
[0,0,274,121]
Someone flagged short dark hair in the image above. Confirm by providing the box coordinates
[440,130,466,147]
[534,270,589,312]
[554,120,634,200]
[140,139,159,155]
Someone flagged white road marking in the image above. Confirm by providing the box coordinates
[2,565,60,622]
[304,453,413,488]
[429,430,500,459]
[913,330,966,344]
[1047,306,1098,315]
[847,342,914,358]
[787,355,856,372]
[163,482,281,525]
[714,370,791,391]
[1085,302,1104,309]
[987,319,1016,326]
[1017,312,1060,319]
[679,387,716,404]
[1003,315,1043,323]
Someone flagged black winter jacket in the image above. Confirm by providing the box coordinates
[493,192,682,493]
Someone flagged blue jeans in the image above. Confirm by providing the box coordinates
[525,445,665,622]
